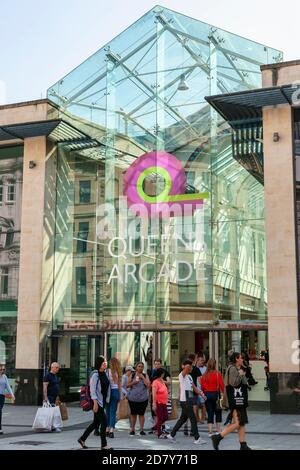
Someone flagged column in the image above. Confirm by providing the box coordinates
[15,136,47,404]
[263,105,300,412]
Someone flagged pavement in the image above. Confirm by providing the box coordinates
[1,403,300,450]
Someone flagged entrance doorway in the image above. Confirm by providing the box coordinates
[106,331,154,373]
[69,335,104,390]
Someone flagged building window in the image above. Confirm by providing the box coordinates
[79,180,91,203]
[77,222,89,253]
[6,180,15,203]
[124,264,140,305]
[5,230,14,247]
[178,265,197,304]
[76,266,87,305]
[0,267,9,296]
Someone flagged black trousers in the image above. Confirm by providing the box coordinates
[80,406,107,448]
[0,394,5,429]
[171,399,199,440]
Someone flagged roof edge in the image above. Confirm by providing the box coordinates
[261,59,300,71]
[0,98,58,111]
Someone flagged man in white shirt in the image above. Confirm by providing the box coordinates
[167,360,207,445]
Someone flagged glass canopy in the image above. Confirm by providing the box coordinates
[47,5,282,334]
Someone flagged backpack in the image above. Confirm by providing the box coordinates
[80,373,99,411]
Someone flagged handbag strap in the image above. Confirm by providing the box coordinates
[216,371,221,398]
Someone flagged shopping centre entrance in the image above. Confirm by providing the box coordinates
[61,328,268,404]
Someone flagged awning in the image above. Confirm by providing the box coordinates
[205,84,296,126]
[0,119,98,145]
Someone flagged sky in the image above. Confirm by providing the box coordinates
[0,0,299,104]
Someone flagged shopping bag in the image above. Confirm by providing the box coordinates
[117,398,130,419]
[215,394,222,411]
[56,400,68,420]
[32,403,54,431]
[220,390,229,410]
[167,399,178,420]
[52,405,63,429]
[226,384,248,409]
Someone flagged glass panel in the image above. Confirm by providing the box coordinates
[107,331,153,371]
[48,6,281,344]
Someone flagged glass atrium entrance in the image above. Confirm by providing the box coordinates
[44,6,281,402]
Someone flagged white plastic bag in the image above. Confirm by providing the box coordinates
[52,405,63,429]
[32,402,54,431]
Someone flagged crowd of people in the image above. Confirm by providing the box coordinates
[75,350,258,450]
[0,350,259,450]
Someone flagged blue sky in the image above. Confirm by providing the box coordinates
[0,0,299,104]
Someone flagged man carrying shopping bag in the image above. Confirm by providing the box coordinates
[42,362,63,432]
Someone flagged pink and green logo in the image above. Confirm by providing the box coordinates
[123,151,209,217]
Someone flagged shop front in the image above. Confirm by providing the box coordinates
[0,6,283,405]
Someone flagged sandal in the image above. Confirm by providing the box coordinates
[77,438,88,449]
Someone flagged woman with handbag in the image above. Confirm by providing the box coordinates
[77,356,112,450]
[211,352,251,451]
[200,358,224,437]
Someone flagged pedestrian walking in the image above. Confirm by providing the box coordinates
[152,368,169,438]
[78,356,112,450]
[183,354,201,436]
[43,362,62,432]
[211,352,251,450]
[43,362,60,405]
[149,358,171,433]
[0,364,15,434]
[196,356,207,423]
[167,360,207,445]
[127,361,150,436]
[106,357,122,438]
[200,358,224,437]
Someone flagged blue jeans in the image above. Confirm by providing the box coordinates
[106,389,120,428]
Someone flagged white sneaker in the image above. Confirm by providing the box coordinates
[54,428,62,432]
[208,433,214,438]
[194,437,207,445]
[167,434,175,442]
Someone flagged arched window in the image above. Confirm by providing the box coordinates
[5,229,14,247]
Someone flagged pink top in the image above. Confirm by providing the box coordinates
[152,379,168,404]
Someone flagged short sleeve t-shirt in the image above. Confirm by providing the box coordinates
[179,373,194,402]
[43,372,59,399]
[152,379,168,405]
